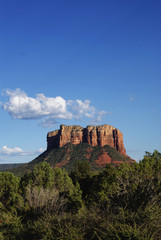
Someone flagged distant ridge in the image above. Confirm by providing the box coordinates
[0,163,24,171]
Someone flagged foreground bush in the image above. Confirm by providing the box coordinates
[0,150,160,239]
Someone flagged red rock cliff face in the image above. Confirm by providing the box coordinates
[47,124,126,155]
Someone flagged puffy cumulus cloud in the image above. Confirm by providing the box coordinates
[2,89,72,120]
[1,89,107,127]
[0,146,44,157]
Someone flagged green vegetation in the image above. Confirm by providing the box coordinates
[0,164,23,171]
[9,143,133,176]
[0,150,161,239]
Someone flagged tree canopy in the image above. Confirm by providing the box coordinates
[0,150,161,239]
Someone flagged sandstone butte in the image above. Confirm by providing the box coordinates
[47,124,127,156]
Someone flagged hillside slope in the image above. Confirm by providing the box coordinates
[10,142,134,176]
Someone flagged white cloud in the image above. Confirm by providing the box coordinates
[0,146,44,157]
[90,110,107,125]
[67,99,96,119]
[1,88,107,127]
[0,146,23,156]
[2,89,72,120]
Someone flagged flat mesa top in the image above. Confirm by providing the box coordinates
[60,124,116,129]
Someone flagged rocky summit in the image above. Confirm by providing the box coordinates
[47,124,126,155]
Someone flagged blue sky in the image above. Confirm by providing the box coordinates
[0,0,161,163]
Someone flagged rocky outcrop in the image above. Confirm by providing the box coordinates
[47,124,126,155]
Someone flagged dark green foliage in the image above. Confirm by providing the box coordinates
[0,150,161,239]
[70,161,94,202]
[19,162,83,215]
[0,172,23,211]
[20,162,55,191]
[88,164,118,208]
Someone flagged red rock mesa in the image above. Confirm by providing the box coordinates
[47,124,126,155]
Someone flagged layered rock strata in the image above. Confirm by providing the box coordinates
[47,124,126,155]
